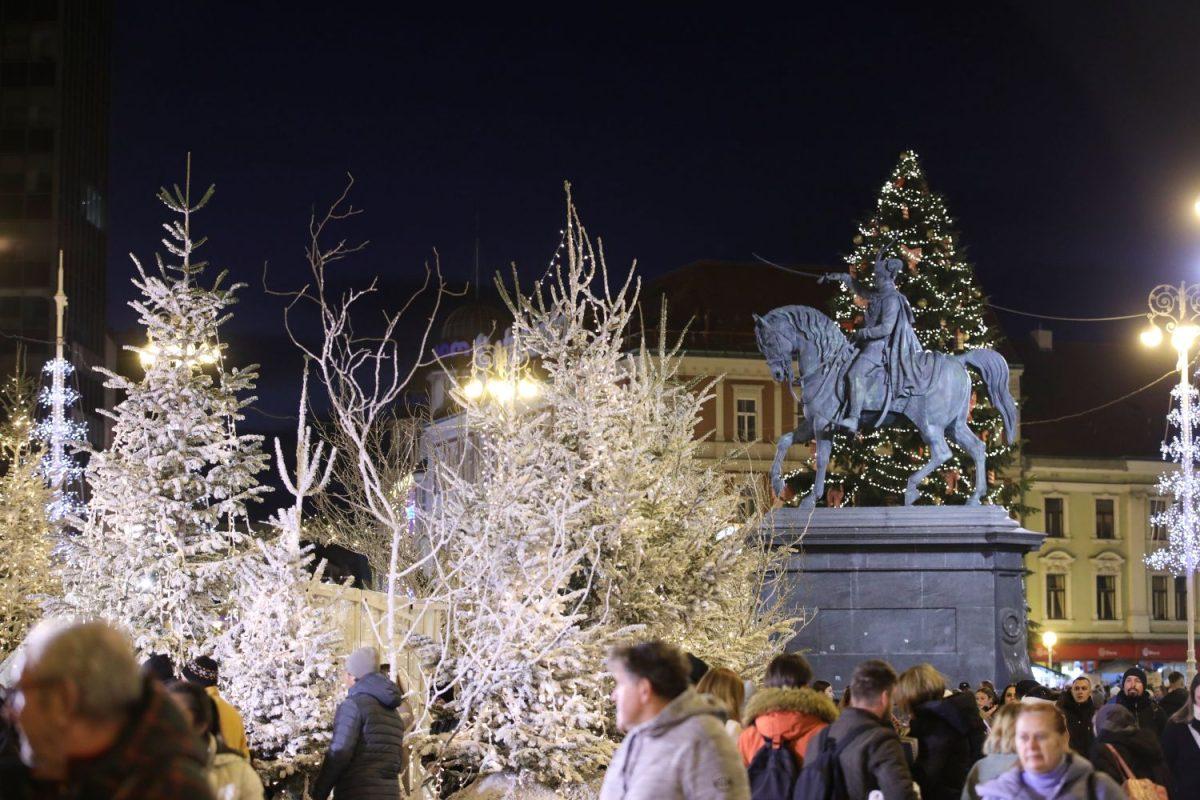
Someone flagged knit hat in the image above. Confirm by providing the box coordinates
[346,646,379,680]
[1094,703,1137,734]
[182,655,220,687]
[1122,667,1147,690]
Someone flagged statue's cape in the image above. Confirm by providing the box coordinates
[878,292,937,420]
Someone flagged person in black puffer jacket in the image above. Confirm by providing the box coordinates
[1088,704,1173,796]
[314,647,414,800]
[895,664,984,800]
[1059,675,1096,756]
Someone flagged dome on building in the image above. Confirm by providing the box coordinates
[438,299,511,347]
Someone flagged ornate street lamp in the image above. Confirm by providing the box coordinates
[1042,630,1057,672]
[1142,282,1200,681]
[455,335,540,407]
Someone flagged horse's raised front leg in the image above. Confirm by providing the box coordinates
[803,432,833,508]
[904,426,951,505]
[949,417,988,506]
[770,430,795,498]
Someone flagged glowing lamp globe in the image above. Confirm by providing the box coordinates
[1041,630,1057,649]
[462,378,485,400]
[1171,324,1200,353]
[1140,326,1163,348]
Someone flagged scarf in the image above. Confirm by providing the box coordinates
[1021,755,1070,799]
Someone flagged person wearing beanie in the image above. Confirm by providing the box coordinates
[1108,666,1166,738]
[183,655,250,759]
[1088,704,1173,793]
[313,646,413,800]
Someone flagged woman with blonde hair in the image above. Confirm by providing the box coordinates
[961,704,1021,800]
[696,666,745,738]
[894,664,985,800]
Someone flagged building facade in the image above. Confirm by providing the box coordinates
[0,0,113,441]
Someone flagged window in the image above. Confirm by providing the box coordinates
[735,397,758,442]
[1046,574,1066,620]
[1177,576,1188,621]
[1150,499,1169,543]
[1045,497,1064,537]
[1095,498,1115,539]
[1097,575,1117,620]
[1152,576,1169,621]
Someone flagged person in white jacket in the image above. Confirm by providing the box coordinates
[599,640,748,800]
[168,680,264,800]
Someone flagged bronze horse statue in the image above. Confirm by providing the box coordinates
[754,305,1017,506]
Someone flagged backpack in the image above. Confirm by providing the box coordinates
[747,735,801,800]
[791,723,876,800]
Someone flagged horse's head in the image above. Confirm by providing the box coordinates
[753,312,796,385]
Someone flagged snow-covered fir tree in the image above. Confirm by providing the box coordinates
[54,170,269,660]
[217,371,342,784]
[421,188,792,791]
[808,150,1020,507]
[0,366,58,657]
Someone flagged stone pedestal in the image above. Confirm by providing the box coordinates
[764,505,1044,689]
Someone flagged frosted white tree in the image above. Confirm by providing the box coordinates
[0,365,58,657]
[54,166,269,660]
[419,186,794,792]
[218,369,342,785]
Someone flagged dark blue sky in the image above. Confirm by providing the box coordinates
[108,3,1200,424]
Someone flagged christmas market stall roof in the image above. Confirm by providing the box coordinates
[634,260,834,354]
[1013,334,1177,460]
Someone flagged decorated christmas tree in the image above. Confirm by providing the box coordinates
[815,150,1020,507]
[0,364,58,657]
[54,167,269,660]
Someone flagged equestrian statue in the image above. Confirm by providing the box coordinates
[753,248,1017,507]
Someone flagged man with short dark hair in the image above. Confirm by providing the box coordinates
[600,640,748,800]
[1159,670,1188,719]
[1109,667,1166,737]
[803,659,918,800]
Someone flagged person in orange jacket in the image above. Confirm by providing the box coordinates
[737,652,838,769]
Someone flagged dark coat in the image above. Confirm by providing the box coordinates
[803,706,917,800]
[907,692,984,800]
[313,673,413,800]
[0,679,215,800]
[1162,720,1200,800]
[1159,687,1188,720]
[1088,729,1173,797]
[1060,696,1095,756]
[1110,691,1167,737]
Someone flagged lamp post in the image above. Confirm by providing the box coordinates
[1042,630,1057,673]
[1142,282,1200,682]
[455,335,541,407]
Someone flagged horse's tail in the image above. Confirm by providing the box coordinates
[957,348,1019,443]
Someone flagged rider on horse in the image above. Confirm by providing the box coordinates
[820,248,937,432]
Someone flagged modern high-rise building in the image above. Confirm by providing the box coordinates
[0,0,112,441]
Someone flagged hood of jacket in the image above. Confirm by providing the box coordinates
[916,690,977,734]
[976,753,1094,799]
[1115,690,1153,711]
[742,686,839,741]
[1060,695,1096,716]
[635,687,728,737]
[350,671,403,709]
[1095,728,1163,764]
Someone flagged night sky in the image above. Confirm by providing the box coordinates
[107,4,1200,426]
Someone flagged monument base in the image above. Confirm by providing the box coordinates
[765,505,1044,689]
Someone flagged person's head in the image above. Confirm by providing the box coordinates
[696,667,744,722]
[812,680,833,699]
[763,653,813,690]
[980,680,995,693]
[165,680,214,738]
[894,664,946,715]
[607,640,690,732]
[1121,667,1147,698]
[140,653,175,684]
[686,653,709,686]
[1069,676,1093,705]
[181,655,220,688]
[976,686,998,711]
[1015,703,1070,774]
[850,659,897,718]
[1002,683,1018,704]
[872,251,904,287]
[1093,702,1136,738]
[1169,672,1200,724]
[983,703,1023,755]
[840,686,852,708]
[10,620,142,777]
[1167,671,1185,690]
[345,646,379,685]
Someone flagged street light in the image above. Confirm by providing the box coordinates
[452,335,541,407]
[137,338,218,370]
[1142,282,1200,682]
[1042,630,1057,672]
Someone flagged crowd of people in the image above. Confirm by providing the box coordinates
[3,620,1200,799]
[603,645,1200,800]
